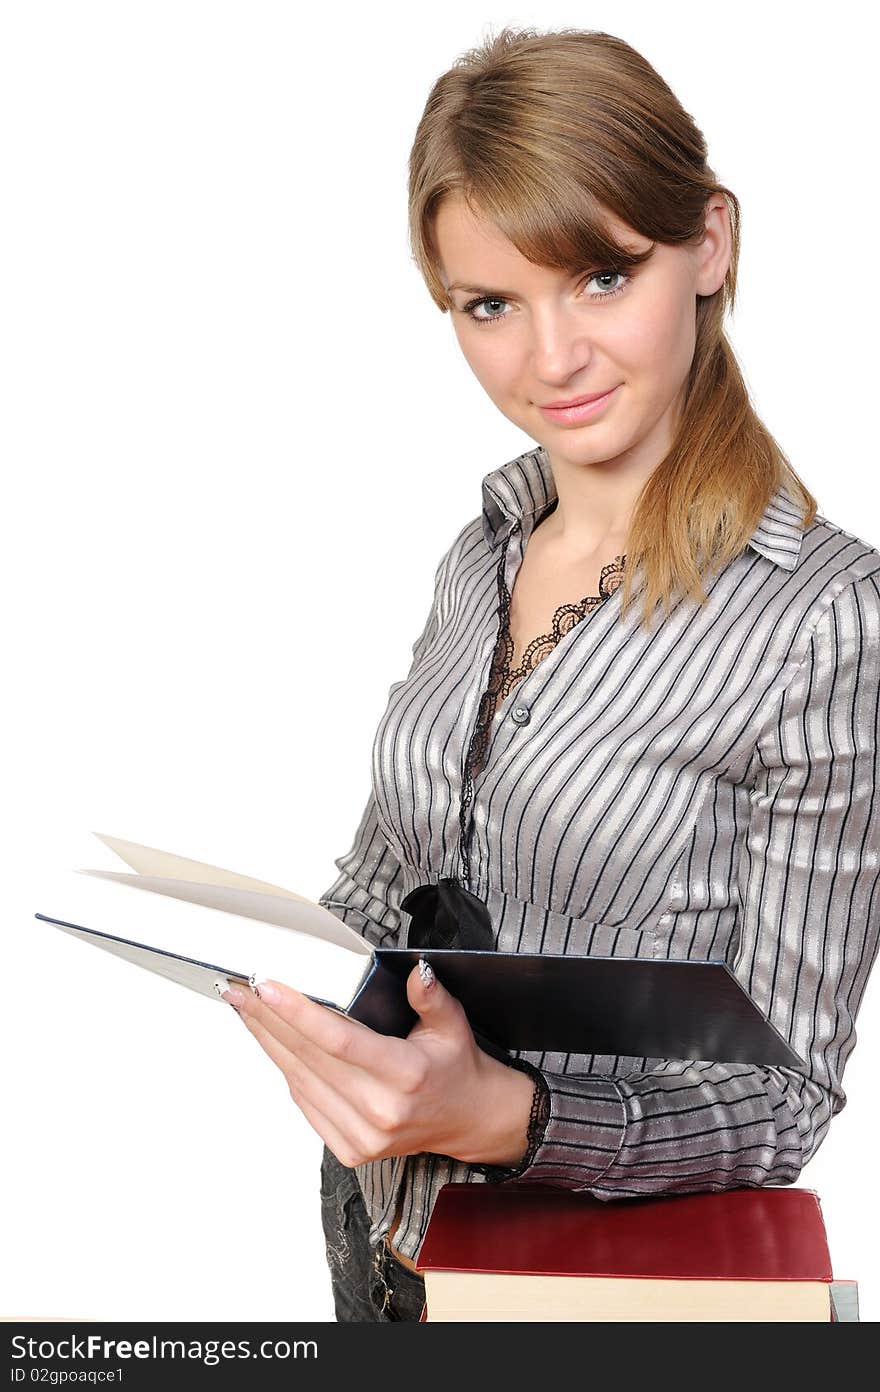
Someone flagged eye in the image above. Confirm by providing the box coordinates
[586,270,629,300]
[461,269,632,327]
[461,293,510,326]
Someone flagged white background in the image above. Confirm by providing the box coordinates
[2,1,878,1322]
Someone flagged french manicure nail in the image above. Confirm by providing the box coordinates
[251,977,282,1005]
[215,980,247,1006]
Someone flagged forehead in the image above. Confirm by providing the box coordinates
[435,193,652,287]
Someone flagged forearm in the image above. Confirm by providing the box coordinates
[510,1060,824,1196]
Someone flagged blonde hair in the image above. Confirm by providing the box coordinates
[407,25,818,629]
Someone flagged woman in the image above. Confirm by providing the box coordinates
[220,27,880,1321]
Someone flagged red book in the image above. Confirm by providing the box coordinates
[416,1184,837,1321]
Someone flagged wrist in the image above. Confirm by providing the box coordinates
[457,1052,539,1167]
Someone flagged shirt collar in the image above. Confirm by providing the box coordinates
[481,445,805,571]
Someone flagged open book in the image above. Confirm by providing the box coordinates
[34,832,804,1066]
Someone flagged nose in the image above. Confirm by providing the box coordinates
[529,305,596,385]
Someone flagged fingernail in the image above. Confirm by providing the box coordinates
[418,957,435,990]
[250,977,282,1005]
[214,980,247,1006]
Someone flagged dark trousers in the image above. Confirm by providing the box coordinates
[319,1142,427,1322]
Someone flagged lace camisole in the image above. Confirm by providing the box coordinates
[466,549,627,785]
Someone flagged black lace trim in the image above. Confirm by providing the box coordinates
[457,527,626,889]
[470,1056,552,1183]
[497,551,626,698]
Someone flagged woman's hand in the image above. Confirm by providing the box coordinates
[219,963,536,1170]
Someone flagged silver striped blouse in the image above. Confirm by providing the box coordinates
[318,442,880,1265]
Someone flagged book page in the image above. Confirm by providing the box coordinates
[93,832,323,905]
[76,869,372,955]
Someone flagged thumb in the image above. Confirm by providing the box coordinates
[406,956,453,1020]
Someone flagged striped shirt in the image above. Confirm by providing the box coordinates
[318,442,880,1265]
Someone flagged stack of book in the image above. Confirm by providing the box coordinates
[415,1184,859,1322]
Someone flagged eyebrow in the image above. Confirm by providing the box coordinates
[445,248,656,301]
[445,278,537,297]
[446,282,519,298]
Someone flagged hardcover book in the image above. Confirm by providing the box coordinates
[416,1185,839,1321]
[35,831,803,1065]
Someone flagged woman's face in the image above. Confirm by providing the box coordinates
[434,194,730,477]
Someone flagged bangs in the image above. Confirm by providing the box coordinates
[437,172,657,306]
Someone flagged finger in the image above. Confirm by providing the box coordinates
[285,1069,355,1165]
[242,980,420,1097]
[249,978,415,1081]
[236,1006,380,1152]
[243,995,373,1093]
[234,991,383,1104]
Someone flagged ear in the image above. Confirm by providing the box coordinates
[694,196,732,297]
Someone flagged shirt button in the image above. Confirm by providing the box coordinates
[511,704,531,725]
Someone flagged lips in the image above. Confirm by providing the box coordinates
[541,388,617,408]
[537,384,621,424]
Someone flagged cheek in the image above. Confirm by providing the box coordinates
[614,288,696,392]
[457,331,521,395]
